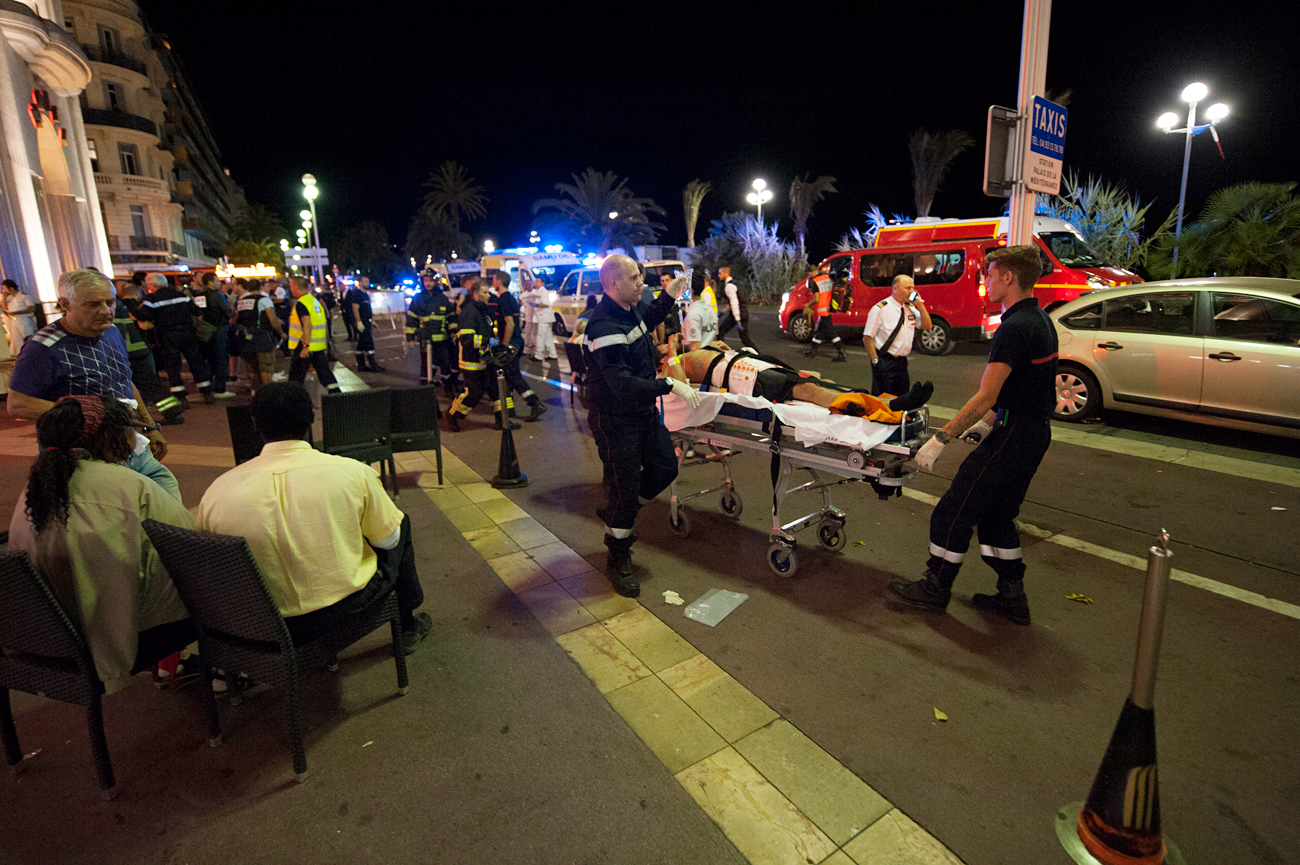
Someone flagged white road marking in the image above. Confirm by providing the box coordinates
[899,488,1300,620]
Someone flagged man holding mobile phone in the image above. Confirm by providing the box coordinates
[863,274,931,396]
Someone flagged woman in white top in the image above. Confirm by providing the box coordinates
[1,279,36,356]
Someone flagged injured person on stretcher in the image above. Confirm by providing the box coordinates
[662,342,932,422]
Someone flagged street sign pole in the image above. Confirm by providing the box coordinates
[1007,0,1052,247]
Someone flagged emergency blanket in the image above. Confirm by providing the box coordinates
[658,391,898,451]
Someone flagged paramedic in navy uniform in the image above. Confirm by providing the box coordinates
[583,255,699,598]
[888,245,1056,626]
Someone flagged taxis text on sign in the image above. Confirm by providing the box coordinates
[1026,95,1068,195]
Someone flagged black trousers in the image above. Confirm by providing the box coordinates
[450,368,515,420]
[927,419,1051,586]
[128,352,167,405]
[418,339,458,384]
[870,353,910,397]
[811,316,841,345]
[500,351,535,401]
[718,309,758,350]
[355,323,375,353]
[282,515,425,644]
[159,330,212,394]
[289,350,340,392]
[343,312,358,341]
[588,409,679,533]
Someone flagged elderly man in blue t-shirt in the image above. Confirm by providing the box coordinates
[7,269,178,498]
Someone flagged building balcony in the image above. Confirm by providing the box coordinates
[82,108,157,137]
[79,43,147,76]
[129,235,171,252]
[93,172,171,198]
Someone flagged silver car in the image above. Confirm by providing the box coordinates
[1049,277,1300,438]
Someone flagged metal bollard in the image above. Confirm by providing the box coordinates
[1130,530,1172,711]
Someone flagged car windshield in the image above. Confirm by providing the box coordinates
[1041,232,1106,268]
[531,264,579,289]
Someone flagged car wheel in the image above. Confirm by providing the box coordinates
[552,321,569,337]
[1054,365,1101,422]
[914,317,955,355]
[789,313,813,343]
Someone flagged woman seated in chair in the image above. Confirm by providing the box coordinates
[7,396,195,693]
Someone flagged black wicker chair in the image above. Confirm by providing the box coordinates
[141,520,409,783]
[225,404,264,465]
[390,386,443,487]
[562,340,587,408]
[321,388,396,495]
[0,552,118,799]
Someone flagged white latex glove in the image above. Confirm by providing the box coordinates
[669,378,702,409]
[664,275,688,299]
[914,435,945,471]
[962,419,993,444]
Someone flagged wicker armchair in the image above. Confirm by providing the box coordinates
[390,386,443,486]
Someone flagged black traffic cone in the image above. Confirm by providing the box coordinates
[491,369,529,489]
[1057,532,1186,865]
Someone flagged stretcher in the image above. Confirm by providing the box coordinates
[660,392,930,576]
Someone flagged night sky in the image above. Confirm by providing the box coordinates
[138,1,1300,263]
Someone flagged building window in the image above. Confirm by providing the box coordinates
[97,24,121,54]
[87,139,99,172]
[64,18,74,35]
[104,81,125,113]
[118,142,140,176]
[130,204,148,238]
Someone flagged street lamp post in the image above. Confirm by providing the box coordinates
[746,178,773,223]
[301,173,323,287]
[1156,83,1229,276]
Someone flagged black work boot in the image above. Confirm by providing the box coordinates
[972,578,1031,626]
[832,345,848,362]
[355,354,370,371]
[494,412,522,431]
[202,389,216,405]
[446,412,461,432]
[888,568,954,613]
[368,354,387,372]
[803,345,818,358]
[604,535,639,598]
[527,396,547,421]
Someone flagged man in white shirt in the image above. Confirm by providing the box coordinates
[715,266,757,350]
[197,383,432,652]
[863,275,931,396]
[681,289,718,351]
[527,276,558,360]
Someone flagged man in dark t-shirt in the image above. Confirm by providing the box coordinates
[888,246,1057,626]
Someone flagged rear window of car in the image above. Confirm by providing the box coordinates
[1211,293,1300,345]
[1059,302,1102,330]
[1103,292,1196,335]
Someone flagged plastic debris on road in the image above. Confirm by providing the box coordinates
[662,590,685,606]
[362,740,374,748]
[852,541,866,546]
[684,589,749,627]
[1066,593,1094,604]
[933,708,948,722]
[1271,506,1287,511]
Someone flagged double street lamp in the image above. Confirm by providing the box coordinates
[1155,83,1229,275]
[301,173,323,287]
[746,178,773,223]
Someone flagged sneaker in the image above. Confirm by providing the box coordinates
[271,372,288,382]
[213,391,237,399]
[400,612,433,655]
[971,590,1031,626]
[887,571,951,613]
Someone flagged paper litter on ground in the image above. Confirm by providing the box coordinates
[684,589,749,627]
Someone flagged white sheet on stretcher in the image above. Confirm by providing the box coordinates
[658,391,897,451]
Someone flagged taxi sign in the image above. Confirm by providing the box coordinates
[1026,95,1068,195]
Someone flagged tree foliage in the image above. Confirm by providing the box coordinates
[788,174,837,260]
[333,220,401,284]
[908,129,974,217]
[835,205,896,253]
[1146,182,1300,279]
[405,206,472,265]
[1035,171,1175,271]
[225,239,284,270]
[692,212,809,302]
[226,203,285,246]
[532,169,665,255]
[423,161,488,229]
[682,179,711,248]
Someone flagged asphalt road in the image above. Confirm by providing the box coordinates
[442,307,1300,864]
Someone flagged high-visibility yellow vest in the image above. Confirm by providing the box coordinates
[289,294,329,351]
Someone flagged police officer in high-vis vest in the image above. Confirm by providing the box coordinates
[406,267,459,396]
[803,263,846,361]
[287,276,340,393]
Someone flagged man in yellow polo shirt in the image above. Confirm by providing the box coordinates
[196,382,431,651]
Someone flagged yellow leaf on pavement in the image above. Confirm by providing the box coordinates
[1066,593,1094,605]
[933,707,948,722]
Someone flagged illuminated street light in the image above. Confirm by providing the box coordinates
[1155,82,1230,275]
[299,210,312,221]
[745,178,773,222]
[608,211,619,219]
[300,174,323,285]
[484,240,495,253]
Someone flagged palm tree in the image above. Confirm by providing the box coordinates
[1035,171,1175,271]
[423,161,487,230]
[405,205,472,264]
[682,179,712,247]
[908,129,974,217]
[227,203,285,246]
[788,174,837,260]
[1148,181,1300,278]
[532,169,665,255]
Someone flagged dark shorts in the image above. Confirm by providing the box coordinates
[752,368,804,403]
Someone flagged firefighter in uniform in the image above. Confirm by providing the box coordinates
[286,276,340,393]
[232,279,284,393]
[491,272,546,422]
[447,280,517,432]
[115,282,184,424]
[803,263,846,361]
[406,267,459,396]
[888,246,1056,626]
[137,271,214,405]
[584,255,698,598]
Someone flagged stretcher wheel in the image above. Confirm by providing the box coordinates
[768,543,798,576]
[669,508,691,538]
[847,451,866,470]
[817,520,846,551]
[720,489,743,518]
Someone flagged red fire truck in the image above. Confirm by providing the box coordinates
[778,216,1141,354]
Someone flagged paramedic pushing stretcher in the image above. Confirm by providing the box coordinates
[888,246,1057,626]
[584,255,699,599]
